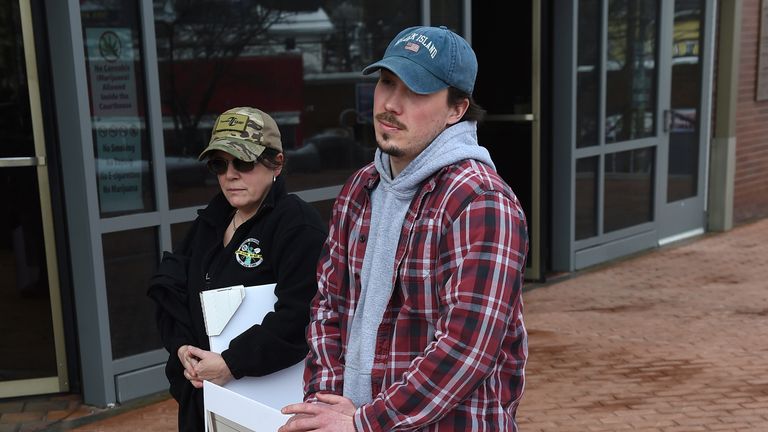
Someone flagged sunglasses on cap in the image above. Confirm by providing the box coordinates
[206,157,256,175]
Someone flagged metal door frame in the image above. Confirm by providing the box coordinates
[553,0,715,271]
[553,0,669,271]
[656,0,715,244]
[0,0,69,398]
[575,0,667,270]
[467,0,542,279]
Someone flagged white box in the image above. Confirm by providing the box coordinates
[201,284,304,432]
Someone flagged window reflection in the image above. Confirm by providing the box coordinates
[668,0,704,202]
[576,0,601,148]
[575,157,598,240]
[0,167,57,380]
[431,0,463,32]
[605,0,659,143]
[171,221,194,252]
[604,147,654,232]
[153,0,419,209]
[103,227,162,359]
[0,2,34,159]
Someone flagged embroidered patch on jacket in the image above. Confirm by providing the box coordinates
[235,238,263,268]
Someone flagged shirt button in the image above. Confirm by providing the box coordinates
[359,234,367,243]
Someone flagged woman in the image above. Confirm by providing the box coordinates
[147,107,327,432]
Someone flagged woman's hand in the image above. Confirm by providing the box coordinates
[186,346,234,388]
[177,345,203,387]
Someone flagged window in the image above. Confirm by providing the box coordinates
[152,0,421,209]
[81,0,156,217]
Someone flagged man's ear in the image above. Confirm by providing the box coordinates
[447,97,470,126]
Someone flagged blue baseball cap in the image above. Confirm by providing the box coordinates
[362,26,478,95]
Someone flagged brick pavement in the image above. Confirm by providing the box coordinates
[3,218,766,431]
[518,217,768,431]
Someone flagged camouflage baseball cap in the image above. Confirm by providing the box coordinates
[198,107,282,162]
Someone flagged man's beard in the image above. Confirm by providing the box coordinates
[375,112,407,157]
[377,133,405,157]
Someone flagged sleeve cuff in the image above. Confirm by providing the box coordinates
[220,348,244,379]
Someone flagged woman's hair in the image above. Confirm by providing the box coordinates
[258,147,285,170]
[448,87,486,123]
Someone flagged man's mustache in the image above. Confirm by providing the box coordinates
[375,112,407,131]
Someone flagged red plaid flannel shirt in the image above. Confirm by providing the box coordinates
[305,159,528,431]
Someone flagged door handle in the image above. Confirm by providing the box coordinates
[485,114,536,122]
[663,109,673,133]
[0,156,46,167]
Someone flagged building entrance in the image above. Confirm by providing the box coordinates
[552,0,714,271]
[0,0,68,397]
[472,0,542,279]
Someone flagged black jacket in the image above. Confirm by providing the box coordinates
[147,176,326,431]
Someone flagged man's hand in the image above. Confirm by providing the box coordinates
[186,346,234,388]
[279,393,356,432]
[177,345,203,388]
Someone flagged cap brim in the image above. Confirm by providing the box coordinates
[198,139,266,161]
[362,56,448,95]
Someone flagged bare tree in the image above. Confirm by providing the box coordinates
[154,0,287,152]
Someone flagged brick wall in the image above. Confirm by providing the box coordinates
[734,0,768,223]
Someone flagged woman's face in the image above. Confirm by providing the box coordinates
[211,150,282,215]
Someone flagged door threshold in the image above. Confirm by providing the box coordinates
[658,228,705,246]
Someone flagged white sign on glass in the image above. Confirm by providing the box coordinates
[85,27,143,212]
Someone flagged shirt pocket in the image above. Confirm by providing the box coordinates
[404,211,439,276]
[398,209,442,331]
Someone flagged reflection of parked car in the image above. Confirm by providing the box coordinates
[285,130,374,174]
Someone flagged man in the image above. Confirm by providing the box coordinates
[280,26,528,432]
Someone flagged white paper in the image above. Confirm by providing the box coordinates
[200,285,245,336]
[203,283,305,432]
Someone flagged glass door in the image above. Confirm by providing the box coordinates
[472,0,542,279]
[553,0,713,271]
[0,0,68,397]
[657,0,710,241]
[570,0,664,269]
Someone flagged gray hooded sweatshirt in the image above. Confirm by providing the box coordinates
[342,120,495,407]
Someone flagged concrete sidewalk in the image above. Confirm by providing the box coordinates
[4,218,768,431]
